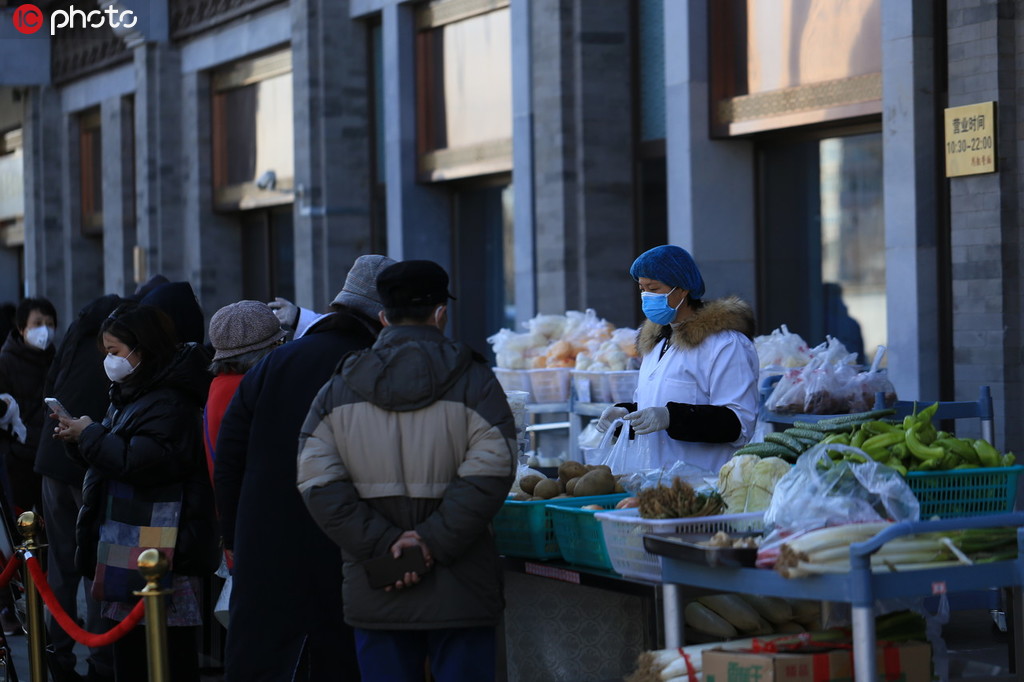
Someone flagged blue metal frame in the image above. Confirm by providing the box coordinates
[657,512,1024,682]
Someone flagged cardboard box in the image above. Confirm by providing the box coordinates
[702,640,930,682]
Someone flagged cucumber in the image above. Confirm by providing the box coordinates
[813,409,897,429]
[684,600,739,638]
[764,432,806,454]
[784,427,826,442]
[734,444,798,463]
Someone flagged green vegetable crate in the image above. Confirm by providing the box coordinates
[494,494,628,561]
[907,465,1023,518]
[547,495,629,571]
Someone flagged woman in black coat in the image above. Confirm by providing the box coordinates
[0,297,58,515]
[55,302,218,682]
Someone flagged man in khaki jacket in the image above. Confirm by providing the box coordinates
[297,260,516,681]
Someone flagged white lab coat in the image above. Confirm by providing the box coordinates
[632,301,759,474]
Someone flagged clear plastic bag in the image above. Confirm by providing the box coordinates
[619,459,716,495]
[764,367,808,413]
[756,443,920,567]
[765,444,920,530]
[587,420,655,474]
[754,324,812,369]
[844,345,897,412]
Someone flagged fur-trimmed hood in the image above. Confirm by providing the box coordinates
[637,296,755,355]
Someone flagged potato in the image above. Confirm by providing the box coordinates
[565,477,581,496]
[573,469,615,497]
[510,492,531,501]
[519,475,544,495]
[557,460,587,484]
[532,478,561,500]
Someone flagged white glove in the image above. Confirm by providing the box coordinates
[595,406,629,433]
[0,394,26,444]
[625,406,670,435]
[268,297,299,330]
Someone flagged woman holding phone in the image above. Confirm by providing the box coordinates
[54,302,218,682]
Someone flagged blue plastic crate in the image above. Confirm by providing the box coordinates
[494,493,627,560]
[548,495,629,571]
[907,465,1023,518]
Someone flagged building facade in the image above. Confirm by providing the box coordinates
[0,0,1021,449]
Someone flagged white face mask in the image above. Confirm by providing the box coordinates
[104,350,138,383]
[25,325,55,350]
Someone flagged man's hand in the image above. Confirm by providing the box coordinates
[625,406,670,435]
[385,530,433,592]
[54,415,93,443]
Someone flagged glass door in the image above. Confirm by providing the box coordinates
[758,131,884,366]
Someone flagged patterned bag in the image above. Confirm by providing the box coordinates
[91,480,181,602]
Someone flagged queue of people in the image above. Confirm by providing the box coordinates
[0,243,757,682]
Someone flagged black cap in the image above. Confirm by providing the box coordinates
[377,260,456,308]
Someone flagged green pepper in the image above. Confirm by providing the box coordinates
[906,424,945,461]
[973,439,1002,468]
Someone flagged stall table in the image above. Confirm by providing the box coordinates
[653,512,1024,682]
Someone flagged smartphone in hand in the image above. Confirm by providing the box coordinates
[362,548,429,589]
[44,398,73,421]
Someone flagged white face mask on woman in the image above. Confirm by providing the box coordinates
[25,325,55,350]
[103,350,138,383]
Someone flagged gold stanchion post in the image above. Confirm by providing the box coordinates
[16,511,47,682]
[136,548,171,682]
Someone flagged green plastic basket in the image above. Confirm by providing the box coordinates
[494,493,627,560]
[907,465,1023,518]
[548,495,629,571]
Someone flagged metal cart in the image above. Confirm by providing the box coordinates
[653,511,1024,682]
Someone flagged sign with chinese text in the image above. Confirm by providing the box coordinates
[944,102,996,177]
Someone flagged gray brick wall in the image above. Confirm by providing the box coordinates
[946,0,1022,449]
[531,0,637,327]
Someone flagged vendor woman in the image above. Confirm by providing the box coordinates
[596,245,759,473]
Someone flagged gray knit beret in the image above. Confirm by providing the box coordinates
[331,254,398,319]
[209,300,286,360]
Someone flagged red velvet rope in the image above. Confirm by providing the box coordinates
[0,554,22,589]
[25,556,146,647]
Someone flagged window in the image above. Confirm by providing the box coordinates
[79,109,103,236]
[416,0,512,181]
[758,131,884,366]
[211,49,295,210]
[0,128,24,248]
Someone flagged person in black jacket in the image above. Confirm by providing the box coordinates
[214,254,395,682]
[0,297,58,516]
[35,293,122,682]
[54,302,218,682]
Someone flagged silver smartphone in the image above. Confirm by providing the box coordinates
[44,398,73,420]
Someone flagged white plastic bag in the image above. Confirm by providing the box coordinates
[587,420,655,473]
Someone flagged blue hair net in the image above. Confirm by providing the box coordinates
[629,245,706,300]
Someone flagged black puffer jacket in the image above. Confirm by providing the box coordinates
[74,342,218,579]
[34,294,123,485]
[0,330,55,465]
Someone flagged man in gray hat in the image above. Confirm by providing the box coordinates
[214,254,396,681]
[268,254,395,339]
[297,260,516,681]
